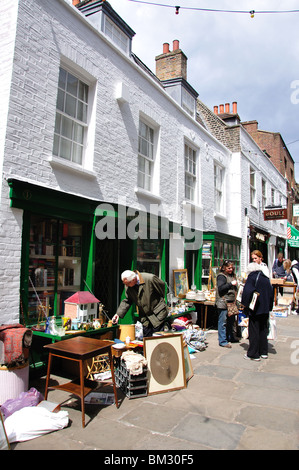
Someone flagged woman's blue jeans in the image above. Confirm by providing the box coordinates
[218,308,234,346]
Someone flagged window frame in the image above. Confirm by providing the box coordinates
[214,162,225,214]
[104,15,129,53]
[53,66,91,168]
[250,166,257,207]
[138,119,155,192]
[262,178,267,209]
[184,143,197,203]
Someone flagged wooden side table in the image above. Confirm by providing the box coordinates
[44,336,119,428]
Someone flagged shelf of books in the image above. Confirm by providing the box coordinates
[27,215,82,320]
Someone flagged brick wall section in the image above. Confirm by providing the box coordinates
[196,99,240,152]
[155,49,187,81]
[242,120,296,221]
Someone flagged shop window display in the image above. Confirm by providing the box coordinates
[26,215,82,322]
[137,239,160,276]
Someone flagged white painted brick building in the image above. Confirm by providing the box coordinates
[0,0,287,325]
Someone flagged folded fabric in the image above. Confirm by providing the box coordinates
[0,324,33,367]
[121,350,147,375]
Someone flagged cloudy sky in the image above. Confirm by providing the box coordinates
[108,0,299,180]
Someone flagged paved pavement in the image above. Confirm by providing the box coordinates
[10,313,299,452]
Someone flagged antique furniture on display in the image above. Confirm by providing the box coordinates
[270,279,296,306]
[44,336,119,428]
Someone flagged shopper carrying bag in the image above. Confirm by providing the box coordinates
[241,263,274,361]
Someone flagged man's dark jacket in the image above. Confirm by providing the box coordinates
[116,271,168,328]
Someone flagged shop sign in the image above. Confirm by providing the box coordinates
[256,232,266,242]
[293,204,299,217]
[263,208,287,221]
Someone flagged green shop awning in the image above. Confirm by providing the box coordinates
[287,222,299,247]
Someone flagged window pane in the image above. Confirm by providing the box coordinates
[77,101,87,123]
[65,94,76,118]
[60,137,72,160]
[54,113,61,133]
[53,134,59,156]
[61,115,73,139]
[66,73,78,97]
[72,143,83,164]
[56,89,64,112]
[58,68,67,90]
[78,82,88,102]
[73,123,84,144]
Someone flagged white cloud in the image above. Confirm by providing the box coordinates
[109,0,299,179]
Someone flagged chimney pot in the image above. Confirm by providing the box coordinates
[232,101,237,114]
[173,40,180,51]
[163,42,170,54]
[225,103,230,113]
[214,106,218,115]
[219,104,224,114]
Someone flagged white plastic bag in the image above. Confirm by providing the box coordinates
[4,406,69,443]
[267,315,277,341]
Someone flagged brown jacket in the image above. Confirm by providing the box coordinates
[116,271,168,328]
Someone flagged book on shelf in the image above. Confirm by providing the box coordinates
[58,267,75,286]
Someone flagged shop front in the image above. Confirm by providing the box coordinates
[249,224,270,265]
[8,179,171,329]
[200,232,242,289]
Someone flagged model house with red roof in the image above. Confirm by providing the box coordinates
[64,291,100,323]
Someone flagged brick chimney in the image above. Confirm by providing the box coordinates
[155,40,187,81]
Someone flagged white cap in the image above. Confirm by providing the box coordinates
[121,270,137,282]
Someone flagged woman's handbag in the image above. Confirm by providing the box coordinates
[227,301,239,317]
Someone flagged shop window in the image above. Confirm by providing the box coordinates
[27,215,82,322]
[53,67,88,166]
[137,238,160,276]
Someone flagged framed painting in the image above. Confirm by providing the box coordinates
[173,269,189,297]
[144,334,186,395]
[183,344,194,382]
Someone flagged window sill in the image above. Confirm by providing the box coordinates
[134,187,163,203]
[48,156,96,179]
[182,200,203,212]
[214,212,227,220]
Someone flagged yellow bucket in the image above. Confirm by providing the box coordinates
[118,324,135,341]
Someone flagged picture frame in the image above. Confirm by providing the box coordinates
[144,334,186,395]
[173,269,189,297]
[183,345,194,382]
[236,284,244,303]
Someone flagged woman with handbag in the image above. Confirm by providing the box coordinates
[241,263,274,361]
[215,260,238,348]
